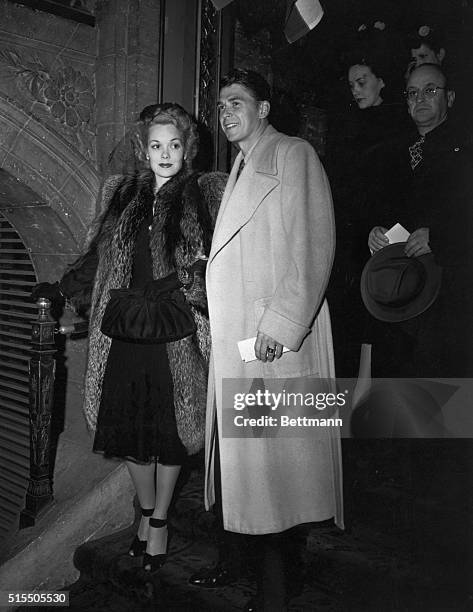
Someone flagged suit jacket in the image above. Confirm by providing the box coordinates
[366,120,473,377]
[204,125,343,534]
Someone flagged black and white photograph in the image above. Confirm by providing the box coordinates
[0,1,472,610]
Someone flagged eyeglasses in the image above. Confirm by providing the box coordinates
[404,86,447,102]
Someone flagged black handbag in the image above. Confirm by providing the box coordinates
[100,273,197,344]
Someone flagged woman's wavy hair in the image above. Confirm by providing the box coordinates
[134,103,199,172]
[345,50,388,81]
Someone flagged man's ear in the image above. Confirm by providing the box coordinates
[259,101,270,118]
[437,48,446,63]
[447,89,455,108]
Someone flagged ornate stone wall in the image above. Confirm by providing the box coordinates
[0,1,97,161]
[0,0,165,238]
[0,0,99,242]
[0,93,99,243]
[95,0,163,175]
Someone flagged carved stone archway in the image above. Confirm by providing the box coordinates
[0,94,101,247]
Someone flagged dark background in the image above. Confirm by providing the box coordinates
[227,0,473,152]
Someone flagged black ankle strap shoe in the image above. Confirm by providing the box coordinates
[128,507,154,557]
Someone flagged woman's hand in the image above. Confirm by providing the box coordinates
[404,228,431,257]
[368,227,389,253]
[30,281,64,304]
[186,258,207,279]
[254,331,283,362]
[181,260,208,312]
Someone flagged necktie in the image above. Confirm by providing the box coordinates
[236,157,245,180]
[409,135,425,170]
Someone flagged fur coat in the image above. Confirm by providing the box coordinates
[66,168,227,454]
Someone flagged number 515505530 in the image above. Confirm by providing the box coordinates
[0,591,69,606]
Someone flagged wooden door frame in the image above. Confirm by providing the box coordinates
[161,0,234,171]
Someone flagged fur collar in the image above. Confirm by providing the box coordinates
[94,168,211,273]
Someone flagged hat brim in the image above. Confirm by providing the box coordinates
[360,242,442,322]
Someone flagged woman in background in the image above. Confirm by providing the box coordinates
[325,48,411,522]
[326,51,410,379]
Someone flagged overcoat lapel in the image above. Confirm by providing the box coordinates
[209,126,283,263]
[211,150,242,238]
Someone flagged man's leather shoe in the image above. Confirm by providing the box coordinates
[188,564,236,588]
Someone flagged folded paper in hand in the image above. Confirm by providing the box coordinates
[237,337,290,363]
[384,223,410,244]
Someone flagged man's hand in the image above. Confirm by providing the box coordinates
[254,331,283,362]
[404,228,431,257]
[368,226,389,253]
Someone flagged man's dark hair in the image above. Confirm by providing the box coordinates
[406,31,444,54]
[220,69,271,103]
[345,51,388,81]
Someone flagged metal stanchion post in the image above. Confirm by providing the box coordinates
[20,298,56,527]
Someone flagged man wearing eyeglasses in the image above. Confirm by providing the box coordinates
[405,64,454,144]
[368,62,472,378]
[362,62,473,603]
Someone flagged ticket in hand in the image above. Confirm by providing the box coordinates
[237,337,290,363]
[384,223,410,244]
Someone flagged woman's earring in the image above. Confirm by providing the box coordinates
[146,154,150,160]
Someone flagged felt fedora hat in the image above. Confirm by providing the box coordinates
[360,242,441,322]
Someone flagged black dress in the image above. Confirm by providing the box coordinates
[64,212,187,465]
[325,103,413,377]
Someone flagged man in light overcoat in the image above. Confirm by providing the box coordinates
[192,69,343,611]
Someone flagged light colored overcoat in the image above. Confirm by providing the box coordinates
[205,125,344,534]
